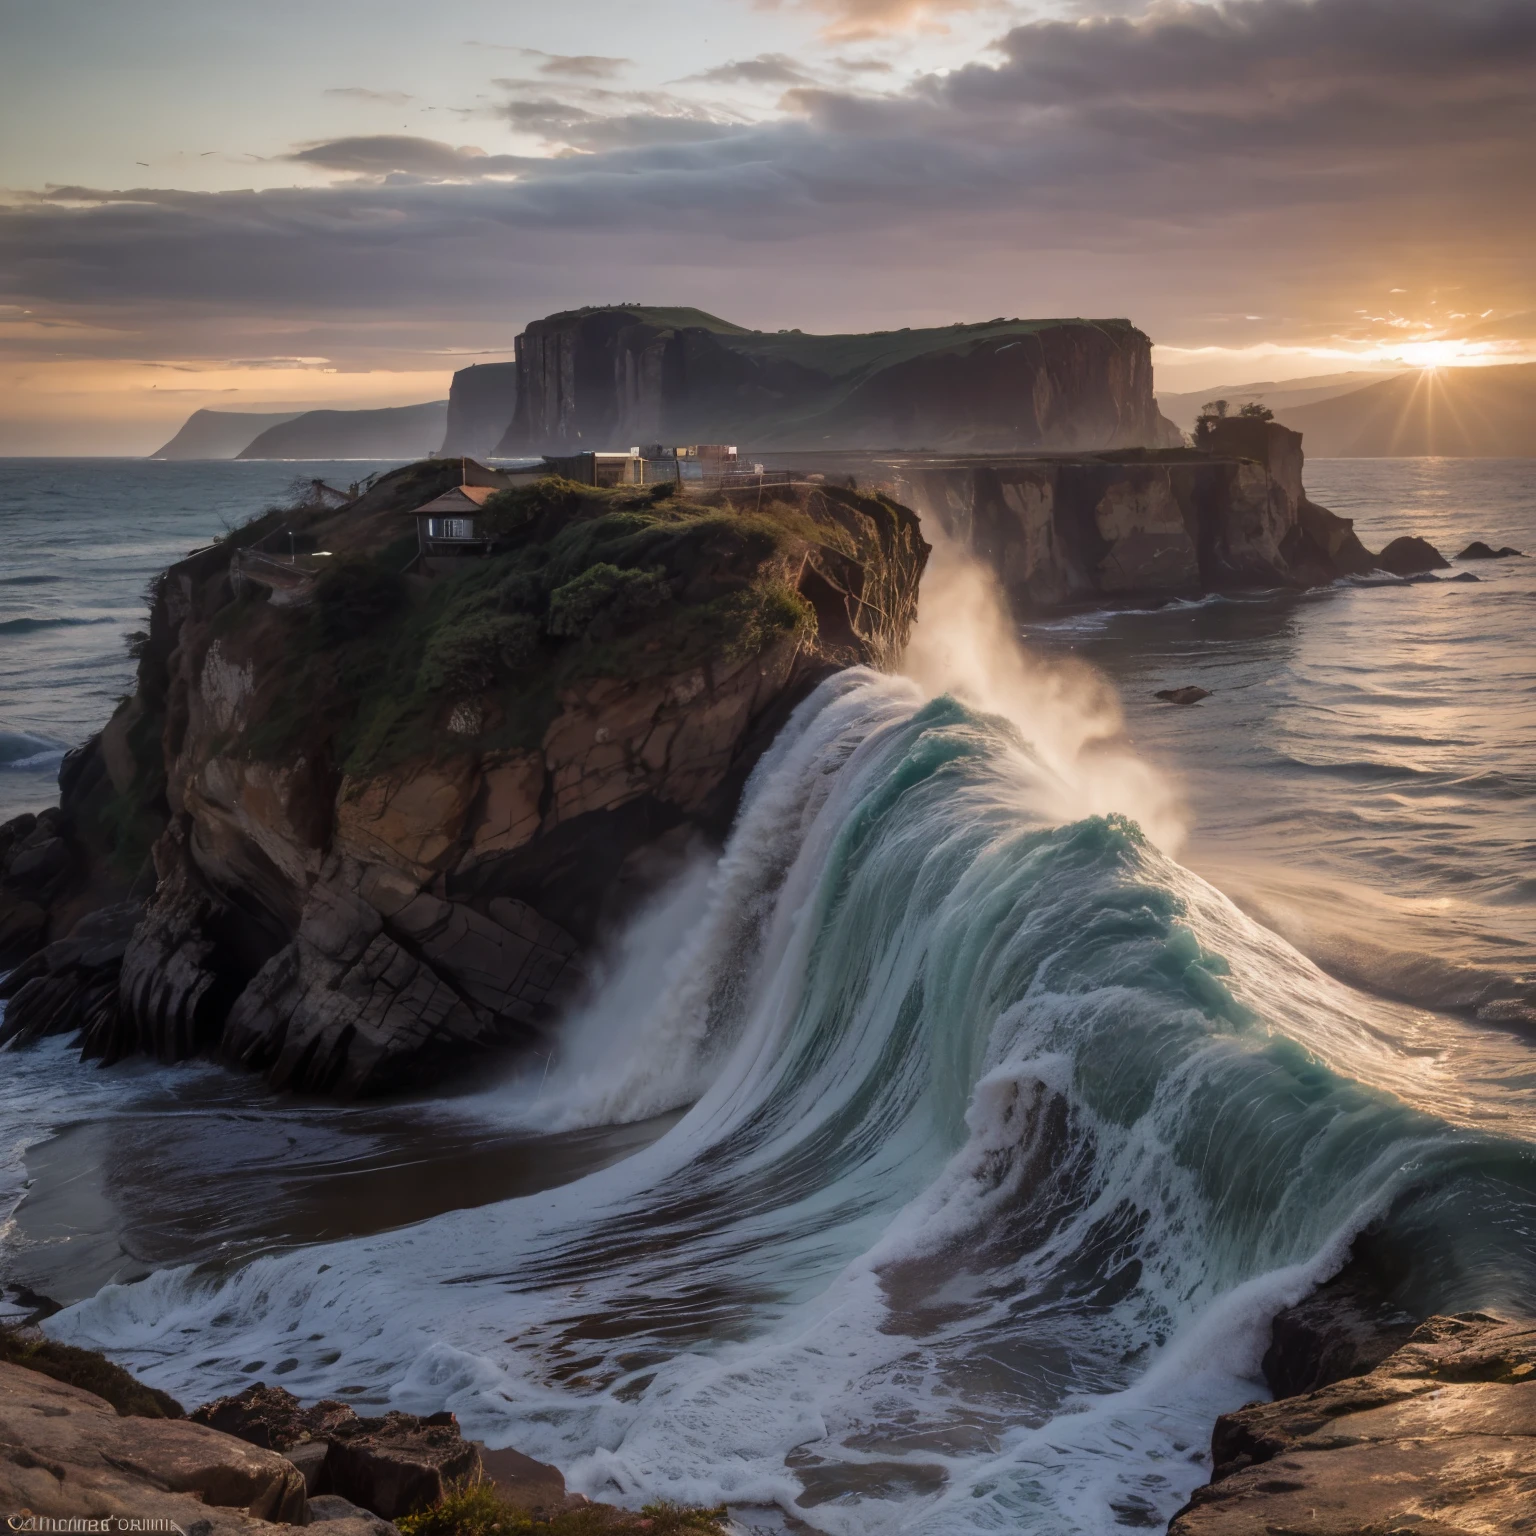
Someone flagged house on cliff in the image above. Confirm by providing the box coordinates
[412,484,499,558]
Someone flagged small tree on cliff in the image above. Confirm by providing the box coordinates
[1192,398,1230,449]
[1239,401,1275,421]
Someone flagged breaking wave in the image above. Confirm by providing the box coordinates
[49,649,1536,1531]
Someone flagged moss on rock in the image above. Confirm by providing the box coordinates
[0,1326,184,1419]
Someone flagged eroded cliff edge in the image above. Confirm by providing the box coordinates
[0,464,927,1095]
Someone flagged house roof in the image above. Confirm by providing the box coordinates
[412,484,499,515]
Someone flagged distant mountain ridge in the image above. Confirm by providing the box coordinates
[1273,364,1536,457]
[236,401,448,460]
[1156,372,1395,436]
[153,409,303,459]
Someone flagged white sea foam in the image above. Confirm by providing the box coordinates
[47,652,1506,1533]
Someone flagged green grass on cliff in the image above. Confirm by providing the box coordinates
[398,1480,728,1536]
[236,477,819,776]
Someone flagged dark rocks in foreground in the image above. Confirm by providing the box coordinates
[194,1385,481,1520]
[0,1344,687,1531]
[1170,1312,1536,1534]
[0,1359,308,1534]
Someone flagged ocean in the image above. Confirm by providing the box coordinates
[2,455,1534,1533]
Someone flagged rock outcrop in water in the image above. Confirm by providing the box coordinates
[891,417,1400,614]
[0,461,926,1096]
[492,305,1182,456]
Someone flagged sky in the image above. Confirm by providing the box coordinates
[1,0,1532,453]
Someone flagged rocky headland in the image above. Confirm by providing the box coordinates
[882,416,1401,614]
[0,462,926,1095]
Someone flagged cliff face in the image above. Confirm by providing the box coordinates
[0,464,927,1096]
[439,362,519,459]
[495,306,1182,456]
[893,420,1377,614]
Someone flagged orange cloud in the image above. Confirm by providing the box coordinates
[763,0,986,41]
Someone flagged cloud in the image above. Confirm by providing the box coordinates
[324,87,414,107]
[285,136,528,179]
[1,0,1530,372]
[519,49,630,80]
[488,80,744,152]
[686,54,816,86]
[782,0,988,41]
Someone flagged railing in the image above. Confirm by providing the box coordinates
[230,548,323,605]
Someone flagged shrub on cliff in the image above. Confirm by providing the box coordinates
[547,563,672,639]
[419,615,543,693]
[313,561,408,647]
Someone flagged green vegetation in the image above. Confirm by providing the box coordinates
[397,1480,728,1536]
[0,1326,184,1418]
[234,477,823,776]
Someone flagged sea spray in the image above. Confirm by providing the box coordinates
[48,667,1536,1532]
[901,533,1188,854]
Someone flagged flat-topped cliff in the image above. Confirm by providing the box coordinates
[879,418,1382,613]
[493,306,1182,457]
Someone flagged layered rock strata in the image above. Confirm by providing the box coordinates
[3,464,926,1096]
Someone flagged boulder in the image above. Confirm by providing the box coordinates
[191,1384,482,1521]
[1170,1313,1536,1535]
[1154,687,1211,706]
[319,1411,482,1520]
[191,1381,340,1450]
[0,1360,307,1531]
[1375,534,1450,575]
[306,1494,400,1536]
[1457,541,1525,559]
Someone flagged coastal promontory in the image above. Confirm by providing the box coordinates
[0,462,927,1095]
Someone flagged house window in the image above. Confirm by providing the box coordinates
[429,517,476,540]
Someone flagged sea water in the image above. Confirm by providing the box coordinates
[2,456,1534,1533]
